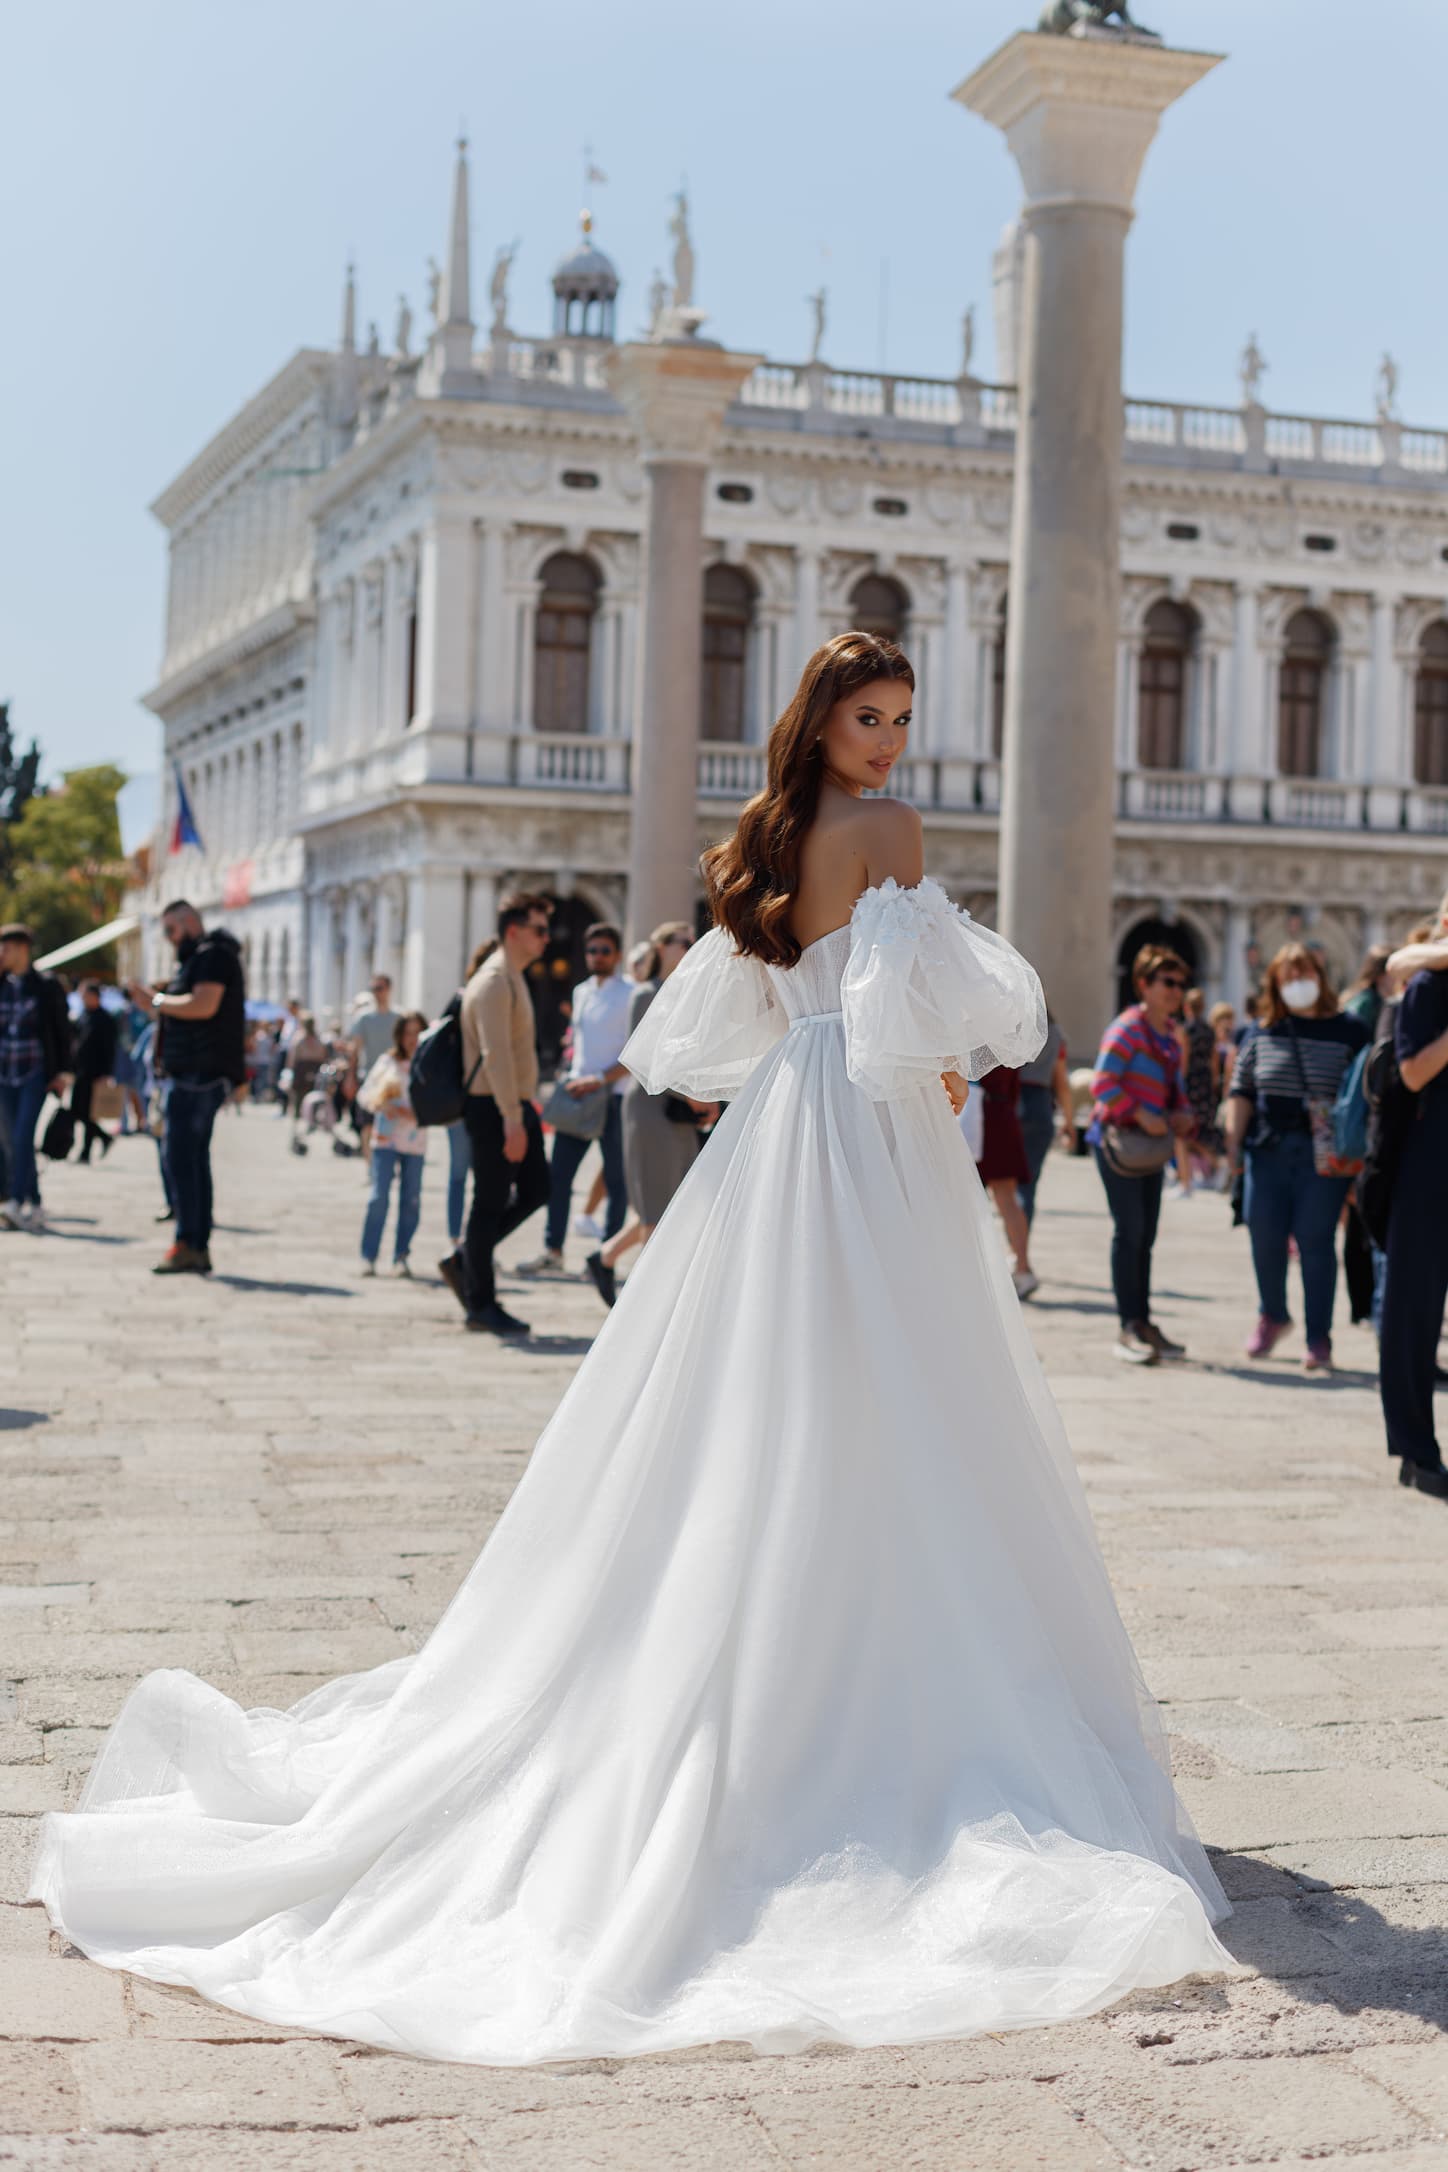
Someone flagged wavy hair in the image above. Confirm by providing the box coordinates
[701,631,914,966]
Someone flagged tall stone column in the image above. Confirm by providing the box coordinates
[955,30,1218,1059]
[608,341,761,939]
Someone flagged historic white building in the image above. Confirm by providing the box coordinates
[136,140,1448,1056]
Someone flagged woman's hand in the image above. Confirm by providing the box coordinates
[1136,1108,1169,1137]
[941,1070,969,1116]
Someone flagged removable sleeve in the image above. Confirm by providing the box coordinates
[842,876,1047,1100]
[620,928,786,1098]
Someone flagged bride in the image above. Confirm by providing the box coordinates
[32,632,1231,2064]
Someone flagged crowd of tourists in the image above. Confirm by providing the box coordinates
[4,878,1445,1486]
[1078,893,1448,1495]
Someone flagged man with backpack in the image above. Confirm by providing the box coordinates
[430,895,552,1337]
[1375,893,1448,1496]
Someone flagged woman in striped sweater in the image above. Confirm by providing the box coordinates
[1090,944,1196,1366]
[1225,944,1368,1374]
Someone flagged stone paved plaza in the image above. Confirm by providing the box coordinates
[4,1108,1448,2170]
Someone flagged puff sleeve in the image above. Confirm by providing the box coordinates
[620,928,786,1099]
[842,877,1047,1100]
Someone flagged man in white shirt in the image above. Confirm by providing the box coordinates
[521,924,632,1274]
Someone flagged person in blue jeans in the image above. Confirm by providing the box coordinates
[1225,943,1368,1375]
[0,923,72,1233]
[357,1013,428,1275]
[521,925,631,1275]
[125,901,247,1273]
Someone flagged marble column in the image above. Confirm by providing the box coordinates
[608,339,762,940]
[955,29,1219,1059]
[1366,592,1404,827]
[414,510,476,775]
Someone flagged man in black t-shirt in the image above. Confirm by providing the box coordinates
[1380,893,1448,1493]
[125,899,246,1275]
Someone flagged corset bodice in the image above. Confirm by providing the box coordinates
[765,924,851,1023]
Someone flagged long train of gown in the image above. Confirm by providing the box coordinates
[31,878,1231,2063]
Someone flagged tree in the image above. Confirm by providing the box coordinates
[0,703,42,889]
[0,764,129,963]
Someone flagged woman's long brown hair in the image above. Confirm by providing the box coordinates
[701,631,914,967]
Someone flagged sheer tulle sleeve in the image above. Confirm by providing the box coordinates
[620,927,786,1098]
[842,876,1047,1099]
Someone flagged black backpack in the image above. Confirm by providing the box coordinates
[408,992,481,1128]
[1357,1002,1421,1248]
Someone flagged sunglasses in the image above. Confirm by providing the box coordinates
[584,946,615,957]
[1152,976,1186,990]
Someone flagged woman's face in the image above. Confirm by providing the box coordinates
[816,676,913,795]
[400,1018,421,1058]
[1273,953,1322,1014]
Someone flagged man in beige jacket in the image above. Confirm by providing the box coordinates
[452,893,552,1335]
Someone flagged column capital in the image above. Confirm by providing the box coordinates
[607,341,763,466]
[953,32,1220,216]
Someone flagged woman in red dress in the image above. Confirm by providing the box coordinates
[978,1064,1037,1299]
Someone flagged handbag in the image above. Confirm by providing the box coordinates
[1284,1020,1363,1180]
[1100,1121,1174,1178]
[40,1105,75,1161]
[543,1077,612,1141]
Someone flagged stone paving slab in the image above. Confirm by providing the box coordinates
[4,1116,1448,2168]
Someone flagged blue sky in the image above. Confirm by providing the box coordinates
[4,0,1443,844]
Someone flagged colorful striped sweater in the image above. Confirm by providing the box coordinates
[1089,1005,1187,1138]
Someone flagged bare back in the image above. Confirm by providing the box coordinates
[790,785,925,952]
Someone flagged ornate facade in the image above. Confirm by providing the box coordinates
[135,144,1448,1036]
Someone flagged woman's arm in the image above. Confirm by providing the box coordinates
[1387,937,1448,990]
[1052,1044,1073,1135]
[1224,1094,1251,1164]
[1401,1024,1448,1095]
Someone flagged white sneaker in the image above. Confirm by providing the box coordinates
[21,1205,46,1233]
[1013,1268,1040,1301]
[572,1213,603,1242]
[515,1249,565,1277]
[0,1200,24,1230]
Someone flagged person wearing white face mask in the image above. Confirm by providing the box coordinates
[1225,944,1370,1373]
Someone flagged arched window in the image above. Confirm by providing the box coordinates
[849,573,909,645]
[991,596,1008,759]
[1137,599,1197,771]
[1277,609,1334,778]
[534,553,600,734]
[701,564,755,742]
[1414,621,1448,787]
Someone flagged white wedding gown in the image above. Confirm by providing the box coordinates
[31,878,1231,2063]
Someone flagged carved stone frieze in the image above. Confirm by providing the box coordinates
[765,471,810,518]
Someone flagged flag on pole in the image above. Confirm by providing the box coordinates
[170,762,203,855]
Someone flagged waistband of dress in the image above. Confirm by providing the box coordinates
[787,1010,844,1030]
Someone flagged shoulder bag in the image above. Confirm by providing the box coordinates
[1100,1121,1174,1178]
[1284,1019,1363,1180]
[543,1077,612,1142]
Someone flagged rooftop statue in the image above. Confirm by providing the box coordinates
[1239,332,1267,407]
[669,190,696,311]
[1038,2,1160,38]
